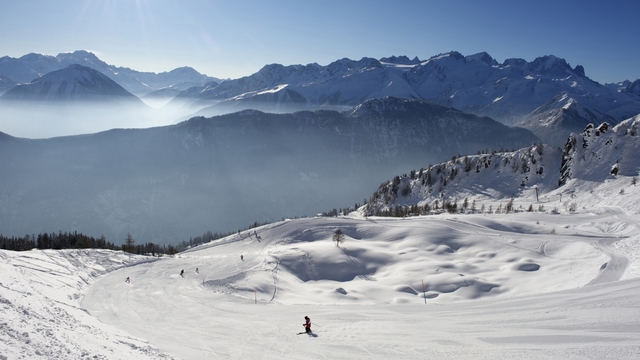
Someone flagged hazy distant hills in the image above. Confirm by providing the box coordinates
[0,50,218,96]
[0,64,157,138]
[0,97,538,244]
[623,79,640,97]
[0,73,17,93]
[0,64,143,104]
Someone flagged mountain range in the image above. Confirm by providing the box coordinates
[0,50,639,244]
[1,50,639,145]
[0,50,218,96]
[0,64,143,104]
[168,52,640,145]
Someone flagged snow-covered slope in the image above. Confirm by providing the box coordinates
[515,93,618,146]
[365,116,640,218]
[0,249,174,359]
[2,174,640,359]
[364,143,561,217]
[560,116,640,185]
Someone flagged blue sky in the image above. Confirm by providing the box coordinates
[1,0,638,83]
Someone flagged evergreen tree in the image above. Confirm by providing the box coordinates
[332,229,345,247]
[124,233,136,254]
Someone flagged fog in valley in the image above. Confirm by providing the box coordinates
[0,98,197,139]
[0,98,538,245]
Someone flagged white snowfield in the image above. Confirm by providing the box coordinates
[1,174,639,359]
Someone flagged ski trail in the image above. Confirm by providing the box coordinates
[585,206,635,285]
[256,241,281,303]
[269,257,279,303]
[586,238,629,285]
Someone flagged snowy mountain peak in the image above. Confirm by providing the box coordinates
[525,55,582,78]
[56,50,102,63]
[622,79,640,97]
[426,51,465,62]
[502,57,528,68]
[464,51,497,66]
[327,57,383,72]
[0,64,141,102]
[164,66,205,77]
[18,52,57,65]
[516,93,618,146]
[379,55,421,65]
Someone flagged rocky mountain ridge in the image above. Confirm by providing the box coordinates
[364,115,640,216]
[175,51,640,127]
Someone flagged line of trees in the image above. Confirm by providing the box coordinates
[0,231,177,256]
[0,231,121,252]
[368,198,547,218]
[1,218,277,255]
[1,211,294,255]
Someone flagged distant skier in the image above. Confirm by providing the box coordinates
[125,277,130,283]
[303,316,312,334]
[241,255,244,261]
[180,269,184,277]
[196,267,199,274]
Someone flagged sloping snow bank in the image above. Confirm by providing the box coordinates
[0,249,173,360]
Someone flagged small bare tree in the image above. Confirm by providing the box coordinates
[333,229,345,247]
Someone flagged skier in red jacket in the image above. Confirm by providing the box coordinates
[303,316,312,334]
